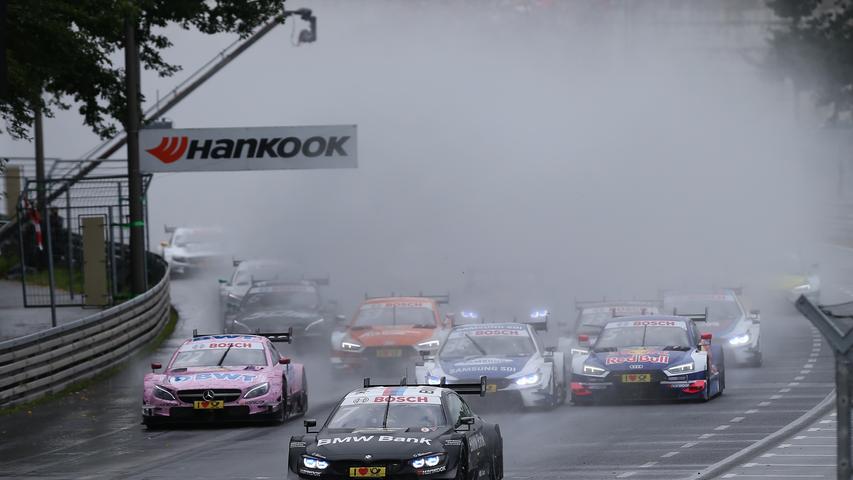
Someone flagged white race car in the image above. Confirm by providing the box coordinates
[415,316,567,409]
[218,258,306,320]
[160,226,226,275]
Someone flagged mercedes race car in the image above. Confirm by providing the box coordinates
[570,315,725,404]
[219,258,307,319]
[416,318,567,409]
[662,289,762,367]
[225,280,339,343]
[558,300,660,357]
[287,378,503,479]
[160,225,227,275]
[142,331,307,427]
[330,295,451,373]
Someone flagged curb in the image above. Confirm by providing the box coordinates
[687,389,836,479]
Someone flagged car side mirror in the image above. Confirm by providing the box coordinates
[304,419,318,433]
[456,417,476,430]
[749,310,760,324]
[151,362,162,372]
[279,357,291,365]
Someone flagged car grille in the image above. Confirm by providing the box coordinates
[169,406,251,419]
[177,389,242,404]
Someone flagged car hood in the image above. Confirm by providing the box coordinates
[306,428,451,459]
[437,355,532,380]
[235,310,323,330]
[161,366,269,389]
[349,326,436,347]
[587,347,693,370]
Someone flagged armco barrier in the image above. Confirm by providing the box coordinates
[0,254,171,407]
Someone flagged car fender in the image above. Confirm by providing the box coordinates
[571,352,590,374]
[285,363,306,395]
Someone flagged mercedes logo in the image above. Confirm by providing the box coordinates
[202,390,216,401]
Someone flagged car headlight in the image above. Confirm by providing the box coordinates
[243,382,270,399]
[417,339,440,349]
[665,362,695,375]
[410,453,445,469]
[153,384,176,401]
[426,375,442,385]
[302,455,329,470]
[570,347,589,356]
[792,283,812,293]
[515,373,541,386]
[729,334,750,346]
[583,364,607,376]
[341,341,362,351]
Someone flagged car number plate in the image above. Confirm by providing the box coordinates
[486,384,497,393]
[376,349,402,358]
[349,466,386,478]
[621,374,651,383]
[193,400,224,409]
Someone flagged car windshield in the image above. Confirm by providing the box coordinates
[327,404,446,429]
[353,304,436,327]
[173,230,219,248]
[594,325,690,350]
[663,297,742,322]
[171,348,267,368]
[243,290,319,312]
[440,331,535,357]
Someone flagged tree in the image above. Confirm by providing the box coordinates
[1,0,288,140]
[767,0,853,122]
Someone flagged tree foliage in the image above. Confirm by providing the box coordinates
[2,0,288,140]
[767,0,853,121]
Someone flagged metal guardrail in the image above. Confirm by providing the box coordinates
[0,254,171,407]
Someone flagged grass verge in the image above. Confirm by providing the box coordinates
[0,306,179,416]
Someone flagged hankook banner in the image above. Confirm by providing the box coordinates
[139,125,357,173]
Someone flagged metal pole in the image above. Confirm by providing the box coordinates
[34,104,56,326]
[107,206,117,303]
[117,181,124,293]
[838,353,852,480]
[65,188,73,299]
[17,197,27,306]
[125,14,145,295]
[43,199,57,326]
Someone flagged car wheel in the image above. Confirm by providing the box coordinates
[298,370,309,416]
[557,365,568,406]
[701,369,711,402]
[749,351,763,368]
[454,446,469,480]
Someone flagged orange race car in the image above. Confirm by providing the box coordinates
[330,295,451,373]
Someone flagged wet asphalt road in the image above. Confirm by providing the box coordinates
[0,270,842,480]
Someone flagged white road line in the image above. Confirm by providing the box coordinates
[715,425,731,431]
[661,451,679,458]
[804,364,814,369]
[758,401,772,407]
[730,417,745,423]
[699,433,715,439]
[681,442,698,448]
[771,395,783,400]
[779,388,791,393]
[799,371,810,375]
[788,382,801,386]
[639,462,657,468]
[616,471,636,478]
[794,376,805,381]
[744,409,759,414]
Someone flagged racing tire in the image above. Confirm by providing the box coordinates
[557,365,568,406]
[297,371,309,416]
[454,446,469,480]
[274,397,287,425]
[701,369,712,402]
[747,351,763,368]
[493,427,504,479]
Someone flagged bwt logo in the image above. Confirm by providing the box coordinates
[145,135,351,164]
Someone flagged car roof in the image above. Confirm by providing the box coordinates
[450,322,530,332]
[341,386,445,405]
[603,315,691,325]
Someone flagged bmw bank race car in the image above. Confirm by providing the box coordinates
[142,331,307,426]
[662,289,762,367]
[570,316,725,404]
[288,378,502,479]
[416,320,567,409]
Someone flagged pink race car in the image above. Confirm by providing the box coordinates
[142,330,307,427]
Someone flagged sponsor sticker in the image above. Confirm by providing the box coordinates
[343,387,441,404]
[170,373,258,383]
[361,301,432,309]
[317,435,432,446]
[180,341,264,352]
[605,353,670,365]
[605,320,687,330]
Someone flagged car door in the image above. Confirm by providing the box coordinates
[447,393,486,473]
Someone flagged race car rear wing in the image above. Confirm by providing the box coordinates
[575,299,659,311]
[525,310,549,331]
[362,375,487,397]
[364,293,450,305]
[671,307,709,323]
[191,327,294,343]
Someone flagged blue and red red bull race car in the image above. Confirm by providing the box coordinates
[570,315,725,404]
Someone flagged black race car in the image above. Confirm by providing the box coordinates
[226,280,338,343]
[288,377,503,479]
